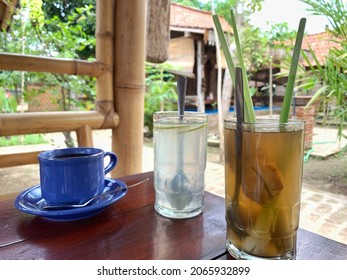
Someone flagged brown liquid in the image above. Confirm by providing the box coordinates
[53,154,90,159]
[224,126,304,258]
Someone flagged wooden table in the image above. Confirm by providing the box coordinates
[0,171,346,260]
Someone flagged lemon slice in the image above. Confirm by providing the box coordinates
[155,123,207,133]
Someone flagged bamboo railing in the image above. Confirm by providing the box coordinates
[0,0,146,177]
[0,53,106,77]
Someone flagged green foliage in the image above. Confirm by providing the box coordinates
[0,88,18,113]
[171,0,204,9]
[40,5,96,59]
[0,1,96,112]
[0,134,47,146]
[301,0,347,40]
[301,47,347,140]
[298,0,347,140]
[237,26,268,72]
[42,0,96,59]
[268,22,297,47]
[144,63,177,136]
[22,0,45,31]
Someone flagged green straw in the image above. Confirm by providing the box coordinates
[279,18,306,123]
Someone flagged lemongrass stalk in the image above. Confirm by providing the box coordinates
[212,15,236,87]
[212,13,256,123]
[229,10,256,123]
[279,18,306,123]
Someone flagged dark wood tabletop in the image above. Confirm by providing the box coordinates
[0,171,346,260]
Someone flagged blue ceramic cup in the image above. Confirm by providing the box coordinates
[38,147,118,204]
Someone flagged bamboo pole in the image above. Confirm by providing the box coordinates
[112,0,146,176]
[0,151,41,168]
[0,53,107,77]
[96,0,113,103]
[95,0,115,131]
[76,125,94,147]
[0,111,119,136]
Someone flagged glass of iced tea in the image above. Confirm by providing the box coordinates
[224,118,305,259]
[153,111,208,219]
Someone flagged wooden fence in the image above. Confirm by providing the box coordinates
[0,0,147,178]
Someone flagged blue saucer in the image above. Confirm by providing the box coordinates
[14,178,128,221]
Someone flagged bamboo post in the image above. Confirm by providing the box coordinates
[95,0,115,130]
[76,125,94,147]
[112,0,146,176]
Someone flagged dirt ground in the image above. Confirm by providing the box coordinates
[207,145,347,196]
[302,151,347,196]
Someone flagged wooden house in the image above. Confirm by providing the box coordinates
[167,3,232,111]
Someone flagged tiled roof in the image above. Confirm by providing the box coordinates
[170,3,232,33]
[302,31,342,65]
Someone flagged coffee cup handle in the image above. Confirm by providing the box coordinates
[103,152,118,174]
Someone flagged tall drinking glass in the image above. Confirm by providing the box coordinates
[224,118,305,259]
[153,111,208,219]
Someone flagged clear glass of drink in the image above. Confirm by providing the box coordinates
[153,111,208,219]
[224,118,305,259]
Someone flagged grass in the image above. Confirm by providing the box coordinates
[0,134,48,146]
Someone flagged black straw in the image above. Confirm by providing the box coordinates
[232,67,244,225]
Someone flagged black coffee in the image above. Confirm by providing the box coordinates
[53,153,91,159]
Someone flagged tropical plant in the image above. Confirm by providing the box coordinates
[299,0,347,141]
[301,48,347,140]
[144,63,177,136]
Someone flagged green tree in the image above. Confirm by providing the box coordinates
[144,63,177,136]
[172,0,202,8]
[0,0,96,110]
[42,0,96,59]
[0,0,97,146]
[202,0,263,24]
